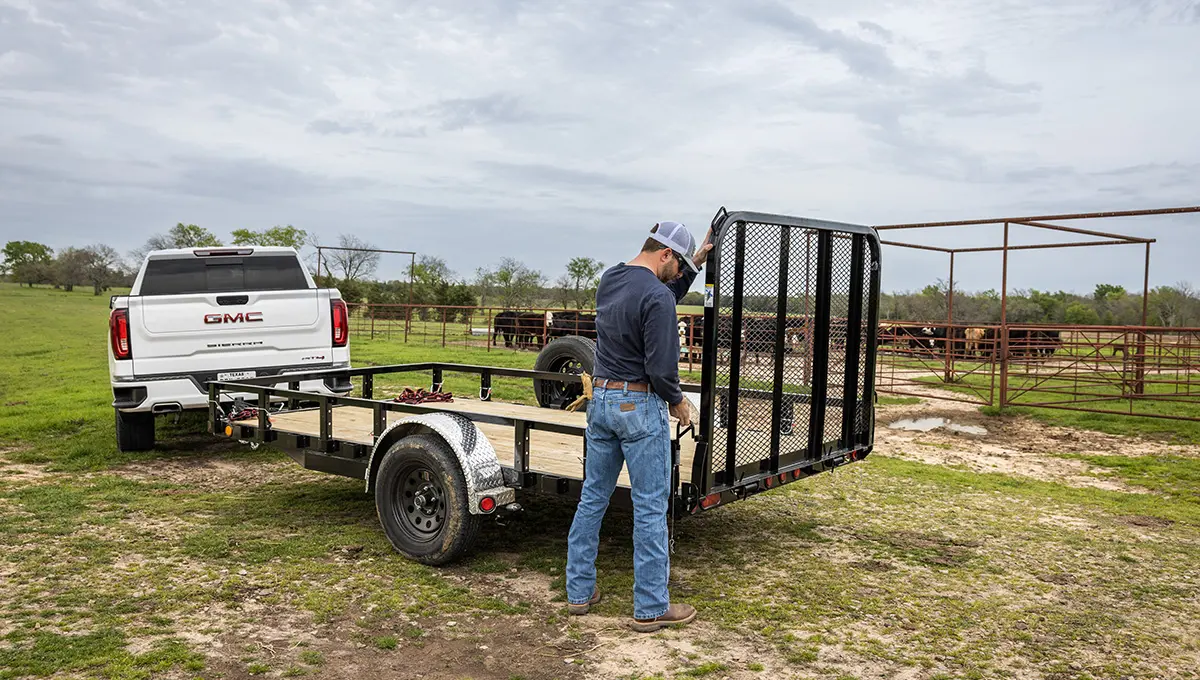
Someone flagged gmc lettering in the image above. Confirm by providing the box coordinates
[204,312,264,324]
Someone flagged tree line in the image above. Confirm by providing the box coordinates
[880,279,1200,328]
[0,223,612,313]
[9,223,1194,328]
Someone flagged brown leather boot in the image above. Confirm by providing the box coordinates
[567,587,601,615]
[631,603,696,632]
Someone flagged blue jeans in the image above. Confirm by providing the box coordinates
[566,384,672,619]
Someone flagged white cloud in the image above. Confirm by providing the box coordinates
[0,0,1197,292]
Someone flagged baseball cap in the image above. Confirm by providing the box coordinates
[648,221,700,274]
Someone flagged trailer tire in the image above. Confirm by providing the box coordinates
[115,409,155,452]
[533,335,596,409]
[374,433,481,566]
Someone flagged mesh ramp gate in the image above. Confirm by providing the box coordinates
[690,209,882,501]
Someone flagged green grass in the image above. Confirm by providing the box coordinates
[2,284,1200,679]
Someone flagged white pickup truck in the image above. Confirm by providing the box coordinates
[107,246,353,452]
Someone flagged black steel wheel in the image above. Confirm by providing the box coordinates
[533,335,596,409]
[374,434,481,565]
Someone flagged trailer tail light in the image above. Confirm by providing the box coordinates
[700,493,721,510]
[479,497,496,513]
[331,299,349,347]
[110,308,131,360]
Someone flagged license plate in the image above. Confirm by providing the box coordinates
[217,370,256,382]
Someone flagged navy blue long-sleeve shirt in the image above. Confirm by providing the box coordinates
[591,263,698,406]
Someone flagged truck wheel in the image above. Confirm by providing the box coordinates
[533,335,596,409]
[374,434,481,566]
[115,409,155,452]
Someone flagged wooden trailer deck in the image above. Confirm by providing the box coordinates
[267,397,826,488]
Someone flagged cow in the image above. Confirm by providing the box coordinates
[963,327,988,358]
[548,310,597,340]
[492,310,551,349]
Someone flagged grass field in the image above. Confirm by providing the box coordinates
[1,285,1199,679]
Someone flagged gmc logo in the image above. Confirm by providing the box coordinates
[204,312,264,324]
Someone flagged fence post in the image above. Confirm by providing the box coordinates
[442,307,447,348]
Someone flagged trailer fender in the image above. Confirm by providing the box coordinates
[365,412,515,514]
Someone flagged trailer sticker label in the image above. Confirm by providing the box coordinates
[704,284,714,308]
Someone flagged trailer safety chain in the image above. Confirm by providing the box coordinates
[393,387,454,405]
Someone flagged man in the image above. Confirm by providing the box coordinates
[565,220,714,632]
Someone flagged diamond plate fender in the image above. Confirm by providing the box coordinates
[364,412,515,514]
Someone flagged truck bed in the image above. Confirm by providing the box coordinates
[268,397,820,488]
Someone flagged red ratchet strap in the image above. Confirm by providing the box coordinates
[393,388,454,405]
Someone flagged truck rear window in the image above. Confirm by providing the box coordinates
[139,256,310,295]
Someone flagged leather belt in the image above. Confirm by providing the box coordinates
[592,378,650,392]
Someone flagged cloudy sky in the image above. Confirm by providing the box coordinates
[1,0,1198,295]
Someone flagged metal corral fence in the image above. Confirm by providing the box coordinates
[345,302,709,367]
[875,321,1200,420]
[346,304,1200,422]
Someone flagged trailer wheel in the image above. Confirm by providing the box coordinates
[374,434,481,566]
[115,409,155,452]
[534,335,596,409]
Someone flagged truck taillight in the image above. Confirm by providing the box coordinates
[110,308,131,360]
[331,299,349,347]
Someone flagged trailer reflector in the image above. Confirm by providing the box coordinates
[479,497,496,513]
[700,493,722,509]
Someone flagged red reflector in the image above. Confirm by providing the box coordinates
[110,308,131,360]
[792,470,801,479]
[479,497,495,513]
[700,493,721,509]
[764,477,773,488]
[331,299,349,347]
[779,474,786,485]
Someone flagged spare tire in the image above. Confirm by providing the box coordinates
[533,335,596,409]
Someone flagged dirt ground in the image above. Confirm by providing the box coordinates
[5,389,1198,680]
[875,383,1198,492]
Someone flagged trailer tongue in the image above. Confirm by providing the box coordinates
[208,208,882,565]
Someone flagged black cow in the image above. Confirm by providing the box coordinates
[492,310,550,349]
[548,311,597,340]
[1008,329,1061,359]
[878,323,945,354]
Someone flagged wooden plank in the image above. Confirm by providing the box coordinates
[266,400,691,488]
[266,399,837,489]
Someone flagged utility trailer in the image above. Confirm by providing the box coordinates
[207,209,883,565]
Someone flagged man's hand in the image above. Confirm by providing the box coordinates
[669,400,692,429]
[692,227,715,270]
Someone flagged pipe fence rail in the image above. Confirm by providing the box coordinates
[345,303,1200,423]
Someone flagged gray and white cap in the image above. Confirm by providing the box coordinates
[649,221,700,274]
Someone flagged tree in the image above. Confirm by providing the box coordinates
[83,244,126,295]
[553,274,575,309]
[2,241,54,286]
[324,234,380,282]
[486,258,545,309]
[1064,302,1100,325]
[1093,283,1126,302]
[169,223,222,248]
[132,223,222,261]
[230,225,309,249]
[474,267,496,309]
[564,257,605,309]
[52,247,92,292]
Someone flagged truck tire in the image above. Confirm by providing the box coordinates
[115,409,155,452]
[374,434,481,566]
[533,335,596,409]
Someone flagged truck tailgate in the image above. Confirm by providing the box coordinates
[129,289,335,376]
